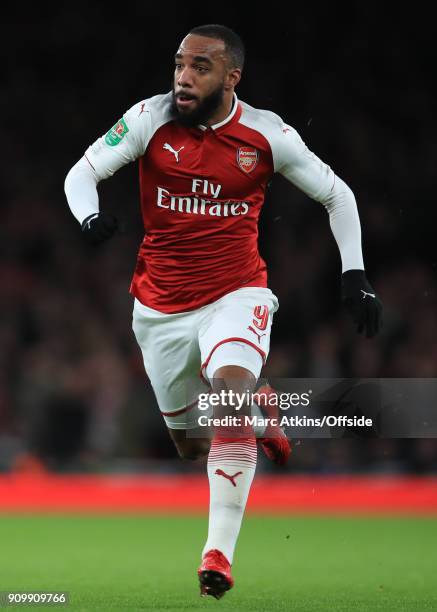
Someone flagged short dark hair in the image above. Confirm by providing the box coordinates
[188,24,245,70]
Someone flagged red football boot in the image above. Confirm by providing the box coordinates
[256,384,292,466]
[198,549,234,599]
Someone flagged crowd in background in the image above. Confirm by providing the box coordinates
[1,6,436,473]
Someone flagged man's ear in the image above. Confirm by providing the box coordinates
[224,68,241,91]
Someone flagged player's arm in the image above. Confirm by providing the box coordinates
[64,101,152,244]
[275,124,383,337]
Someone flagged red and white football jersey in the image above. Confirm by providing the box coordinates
[85,92,336,313]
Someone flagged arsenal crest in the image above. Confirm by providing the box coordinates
[237,147,259,173]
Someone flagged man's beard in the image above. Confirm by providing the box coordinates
[171,83,225,128]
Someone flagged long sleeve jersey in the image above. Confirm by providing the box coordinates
[65,92,364,313]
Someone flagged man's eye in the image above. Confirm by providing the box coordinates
[196,67,208,73]
[175,64,182,70]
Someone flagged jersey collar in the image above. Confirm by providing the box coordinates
[198,93,241,132]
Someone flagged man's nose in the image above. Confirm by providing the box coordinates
[177,67,194,88]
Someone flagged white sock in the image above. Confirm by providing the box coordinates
[202,436,257,564]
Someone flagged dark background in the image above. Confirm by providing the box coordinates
[1,4,436,474]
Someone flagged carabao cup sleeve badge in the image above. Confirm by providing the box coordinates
[105,118,130,146]
[237,147,259,173]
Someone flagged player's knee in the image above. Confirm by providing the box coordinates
[211,365,257,402]
[212,364,256,386]
[176,439,210,461]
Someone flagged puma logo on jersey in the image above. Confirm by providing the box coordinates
[215,469,243,487]
[163,143,184,162]
[361,289,376,299]
[282,127,292,134]
[248,325,266,344]
[138,103,149,117]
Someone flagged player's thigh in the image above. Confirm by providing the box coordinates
[199,287,279,382]
[132,298,208,428]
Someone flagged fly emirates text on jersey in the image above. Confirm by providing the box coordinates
[156,178,249,217]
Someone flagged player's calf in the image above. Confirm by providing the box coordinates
[168,431,211,461]
[199,365,257,593]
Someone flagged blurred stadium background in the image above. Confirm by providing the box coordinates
[1,5,436,500]
[1,6,437,610]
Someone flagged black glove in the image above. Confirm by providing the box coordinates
[81,212,119,245]
[341,269,383,338]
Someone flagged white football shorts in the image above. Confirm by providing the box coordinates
[132,286,279,429]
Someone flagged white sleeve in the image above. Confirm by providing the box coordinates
[85,101,152,179]
[64,156,99,224]
[276,125,364,272]
[64,101,152,224]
